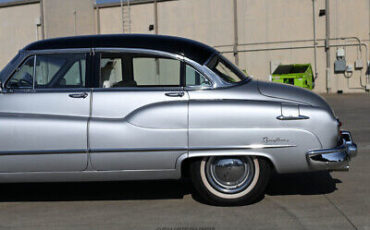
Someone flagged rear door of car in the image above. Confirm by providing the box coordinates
[89,48,189,171]
[0,50,91,172]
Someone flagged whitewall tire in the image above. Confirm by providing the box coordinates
[190,156,271,206]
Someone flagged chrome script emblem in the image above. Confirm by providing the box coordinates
[263,137,289,143]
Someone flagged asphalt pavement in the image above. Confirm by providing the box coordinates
[0,94,368,230]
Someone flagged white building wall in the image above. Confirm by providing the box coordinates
[0,0,369,93]
[43,0,95,38]
[0,3,40,69]
[97,0,369,93]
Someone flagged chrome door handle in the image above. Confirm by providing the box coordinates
[165,92,184,97]
[276,115,309,120]
[69,92,88,99]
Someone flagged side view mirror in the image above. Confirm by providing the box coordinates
[203,78,212,86]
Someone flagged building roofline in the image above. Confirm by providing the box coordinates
[0,0,175,9]
[94,0,175,9]
[0,0,39,8]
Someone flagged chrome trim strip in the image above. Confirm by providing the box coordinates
[90,144,295,153]
[32,55,36,90]
[188,152,276,159]
[93,48,183,60]
[90,147,188,153]
[91,86,184,92]
[190,144,296,151]
[91,169,177,173]
[0,169,181,183]
[0,112,88,120]
[277,115,310,120]
[27,48,92,55]
[0,149,86,156]
[0,144,295,156]
[94,48,216,89]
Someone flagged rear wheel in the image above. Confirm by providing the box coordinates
[190,156,271,206]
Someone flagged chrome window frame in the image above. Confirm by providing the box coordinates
[95,48,184,91]
[4,54,36,93]
[183,62,212,89]
[3,48,91,93]
[0,50,26,85]
[93,48,216,91]
[204,53,251,88]
[2,47,235,93]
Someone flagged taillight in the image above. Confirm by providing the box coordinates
[337,118,342,128]
[337,119,342,139]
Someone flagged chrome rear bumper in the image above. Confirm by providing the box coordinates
[307,131,357,171]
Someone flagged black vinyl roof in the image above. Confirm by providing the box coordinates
[24,34,218,65]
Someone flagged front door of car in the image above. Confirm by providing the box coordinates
[89,51,189,171]
[0,52,91,172]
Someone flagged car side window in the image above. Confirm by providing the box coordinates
[35,54,86,88]
[98,54,181,88]
[6,56,35,89]
[6,53,87,90]
[185,64,210,87]
[100,57,124,88]
[133,57,180,86]
[59,58,86,87]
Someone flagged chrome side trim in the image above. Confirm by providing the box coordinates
[0,144,295,156]
[90,147,188,153]
[0,149,87,156]
[91,144,295,153]
[190,144,296,151]
[0,112,89,120]
[188,151,274,159]
[277,115,310,120]
[0,170,181,183]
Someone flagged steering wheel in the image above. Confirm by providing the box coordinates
[19,78,33,87]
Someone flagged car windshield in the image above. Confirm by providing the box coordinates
[207,54,248,84]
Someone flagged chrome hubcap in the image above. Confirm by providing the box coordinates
[205,156,255,194]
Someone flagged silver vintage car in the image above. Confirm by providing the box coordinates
[0,34,357,205]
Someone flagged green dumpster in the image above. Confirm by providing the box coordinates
[271,64,314,90]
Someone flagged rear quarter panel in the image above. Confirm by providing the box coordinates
[187,90,327,173]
